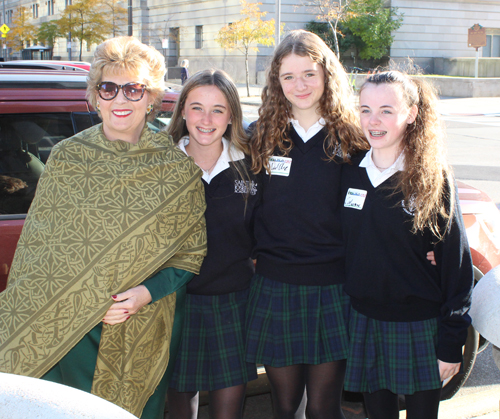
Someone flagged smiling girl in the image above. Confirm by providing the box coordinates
[246,30,367,419]
[341,71,474,419]
[166,69,259,419]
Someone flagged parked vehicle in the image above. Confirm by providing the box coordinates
[0,68,499,400]
[0,60,91,72]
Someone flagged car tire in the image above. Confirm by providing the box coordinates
[492,345,500,372]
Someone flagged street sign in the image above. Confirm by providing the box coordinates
[468,23,487,48]
[0,24,10,35]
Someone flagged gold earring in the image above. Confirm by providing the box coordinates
[96,102,100,112]
[147,104,153,115]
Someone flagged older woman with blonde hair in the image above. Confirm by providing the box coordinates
[0,36,207,419]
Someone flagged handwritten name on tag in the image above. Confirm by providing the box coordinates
[267,156,292,176]
[344,188,367,210]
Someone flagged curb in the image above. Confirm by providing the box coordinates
[397,388,499,419]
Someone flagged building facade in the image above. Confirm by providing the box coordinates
[1,0,499,80]
[390,0,500,75]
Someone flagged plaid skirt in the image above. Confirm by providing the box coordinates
[245,274,350,367]
[344,308,442,395]
[169,289,258,392]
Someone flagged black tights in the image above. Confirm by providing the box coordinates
[167,384,247,419]
[363,388,441,419]
[265,360,347,419]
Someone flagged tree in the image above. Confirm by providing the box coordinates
[301,0,356,59]
[57,0,113,60]
[102,0,127,37]
[344,0,403,59]
[37,21,62,59]
[216,0,276,97]
[8,7,37,51]
[305,20,360,56]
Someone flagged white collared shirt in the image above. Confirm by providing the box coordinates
[290,117,325,143]
[177,136,245,184]
[360,149,405,188]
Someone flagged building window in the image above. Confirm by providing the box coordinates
[484,35,500,58]
[47,0,54,16]
[6,10,13,23]
[65,0,72,7]
[195,25,203,49]
[32,4,39,18]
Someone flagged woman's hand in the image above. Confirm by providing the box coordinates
[438,360,460,382]
[427,250,436,266]
[102,285,152,325]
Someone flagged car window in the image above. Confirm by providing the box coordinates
[0,113,96,215]
[148,111,173,132]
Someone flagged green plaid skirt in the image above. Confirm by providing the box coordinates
[344,308,442,395]
[245,275,350,367]
[169,289,258,392]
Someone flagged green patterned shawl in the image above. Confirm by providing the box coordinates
[0,124,207,417]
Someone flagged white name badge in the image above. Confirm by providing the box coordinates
[267,156,292,176]
[344,188,367,210]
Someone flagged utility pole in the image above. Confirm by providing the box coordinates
[2,0,5,60]
[128,0,132,36]
[275,0,281,49]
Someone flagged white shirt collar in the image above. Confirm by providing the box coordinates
[290,117,325,142]
[360,149,405,187]
[177,136,245,184]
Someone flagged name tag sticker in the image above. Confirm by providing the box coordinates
[267,156,292,176]
[344,188,367,210]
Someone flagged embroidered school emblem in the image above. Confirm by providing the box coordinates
[235,180,258,195]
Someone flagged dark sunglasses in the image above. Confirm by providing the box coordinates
[97,81,148,101]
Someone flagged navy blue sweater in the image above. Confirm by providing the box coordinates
[253,126,345,286]
[341,151,473,363]
[187,160,260,295]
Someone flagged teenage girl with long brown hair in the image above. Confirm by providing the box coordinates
[341,71,473,419]
[246,30,368,419]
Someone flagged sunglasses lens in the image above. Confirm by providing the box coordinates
[99,82,118,100]
[123,83,146,101]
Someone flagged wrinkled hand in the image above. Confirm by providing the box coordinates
[102,285,152,325]
[427,250,436,266]
[438,360,460,382]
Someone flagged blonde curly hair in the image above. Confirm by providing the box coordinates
[86,36,166,122]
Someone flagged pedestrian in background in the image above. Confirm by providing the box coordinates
[246,30,368,419]
[341,70,473,419]
[180,59,190,85]
[166,69,259,419]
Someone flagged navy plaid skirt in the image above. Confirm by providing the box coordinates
[169,289,258,392]
[344,308,442,395]
[245,275,350,367]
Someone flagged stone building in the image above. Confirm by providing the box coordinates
[1,0,499,80]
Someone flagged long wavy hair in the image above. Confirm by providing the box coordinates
[360,71,454,238]
[250,30,367,173]
[167,69,251,186]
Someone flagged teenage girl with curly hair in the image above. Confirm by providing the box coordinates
[246,30,368,419]
[341,71,473,419]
